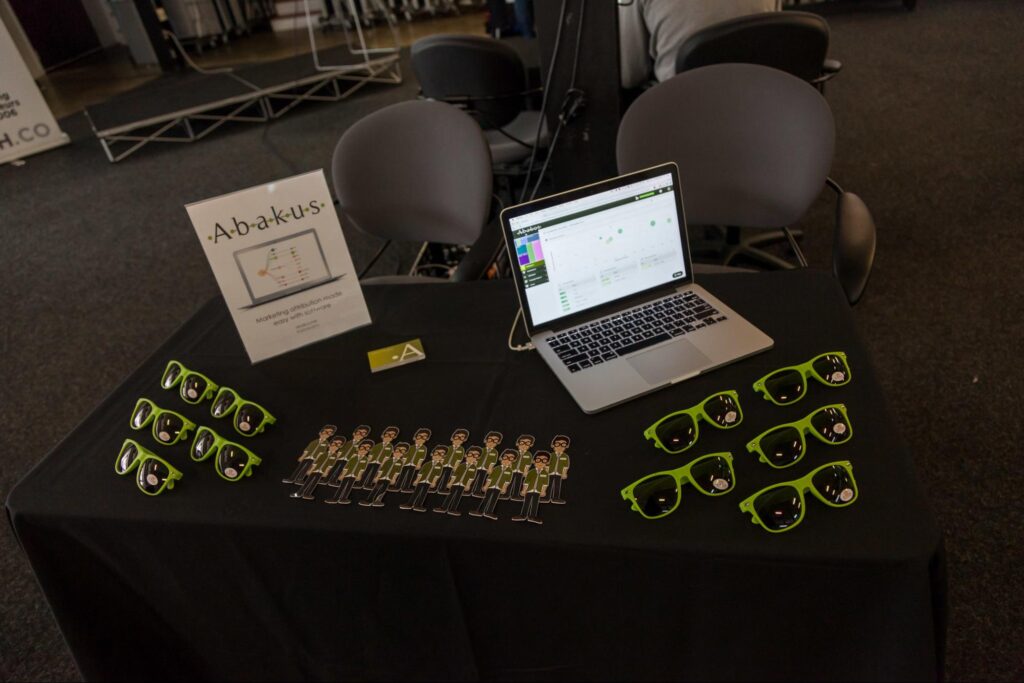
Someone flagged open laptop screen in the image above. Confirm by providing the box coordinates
[507,171,687,327]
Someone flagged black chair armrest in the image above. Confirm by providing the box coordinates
[811,59,842,85]
[453,220,506,282]
[822,58,842,75]
[833,191,876,306]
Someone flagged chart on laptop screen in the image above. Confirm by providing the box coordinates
[512,174,687,326]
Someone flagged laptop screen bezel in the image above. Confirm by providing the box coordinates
[500,162,694,336]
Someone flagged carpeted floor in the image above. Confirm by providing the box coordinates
[1,0,1022,680]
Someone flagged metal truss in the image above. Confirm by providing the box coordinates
[87,55,401,163]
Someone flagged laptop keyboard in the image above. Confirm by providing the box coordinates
[545,291,728,373]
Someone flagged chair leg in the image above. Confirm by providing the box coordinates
[721,227,803,270]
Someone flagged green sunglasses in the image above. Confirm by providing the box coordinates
[621,452,736,520]
[644,390,743,454]
[115,438,183,496]
[739,461,858,533]
[210,386,276,437]
[746,403,852,469]
[189,426,263,482]
[160,360,219,405]
[753,351,851,405]
[130,398,197,445]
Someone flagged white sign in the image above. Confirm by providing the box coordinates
[186,170,371,363]
[0,16,69,164]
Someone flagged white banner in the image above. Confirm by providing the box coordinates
[186,170,372,363]
[0,15,69,164]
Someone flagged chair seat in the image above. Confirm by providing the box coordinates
[484,110,550,165]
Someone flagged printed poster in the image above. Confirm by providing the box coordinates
[186,170,371,363]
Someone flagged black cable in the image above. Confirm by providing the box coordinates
[518,0,570,203]
[527,0,587,201]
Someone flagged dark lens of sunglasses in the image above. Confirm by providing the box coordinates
[131,401,152,428]
[812,465,857,505]
[812,354,850,385]
[655,413,698,452]
[689,455,733,494]
[212,390,236,417]
[764,369,805,404]
[180,375,208,403]
[754,486,803,531]
[234,404,265,434]
[137,459,170,494]
[632,475,679,517]
[703,393,741,427]
[154,412,184,444]
[192,429,217,461]
[758,426,804,466]
[217,445,251,480]
[117,442,139,474]
[161,363,182,388]
[810,407,851,443]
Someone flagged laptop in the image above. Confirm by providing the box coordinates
[500,163,773,413]
[233,229,343,309]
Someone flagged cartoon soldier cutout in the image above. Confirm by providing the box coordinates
[396,427,431,492]
[325,438,373,505]
[434,428,469,494]
[513,452,551,525]
[434,446,483,516]
[400,446,447,512]
[469,450,517,520]
[325,424,370,487]
[358,426,399,488]
[543,435,570,504]
[503,434,535,501]
[470,431,503,497]
[361,442,408,507]
[291,435,345,500]
[283,424,335,485]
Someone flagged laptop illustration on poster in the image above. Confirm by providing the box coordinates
[233,229,343,309]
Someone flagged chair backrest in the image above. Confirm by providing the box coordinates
[617,63,834,228]
[331,100,492,245]
[411,33,527,129]
[674,11,830,83]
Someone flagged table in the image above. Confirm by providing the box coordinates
[6,271,945,681]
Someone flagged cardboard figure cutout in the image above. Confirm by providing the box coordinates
[292,435,345,500]
[471,431,503,497]
[325,439,373,505]
[325,425,370,487]
[503,434,535,501]
[434,428,469,494]
[469,450,517,520]
[361,442,408,507]
[543,435,570,504]
[434,446,482,517]
[400,446,447,512]
[396,427,431,492]
[283,425,336,485]
[358,426,399,488]
[513,451,550,525]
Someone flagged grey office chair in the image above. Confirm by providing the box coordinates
[331,99,498,284]
[617,63,875,305]
[674,11,842,93]
[410,34,548,167]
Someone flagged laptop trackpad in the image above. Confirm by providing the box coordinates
[627,340,711,384]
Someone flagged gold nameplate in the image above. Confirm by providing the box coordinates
[367,338,426,373]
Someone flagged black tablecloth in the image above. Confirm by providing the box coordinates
[7,271,945,681]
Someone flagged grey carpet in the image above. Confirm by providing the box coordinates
[1,1,1022,680]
